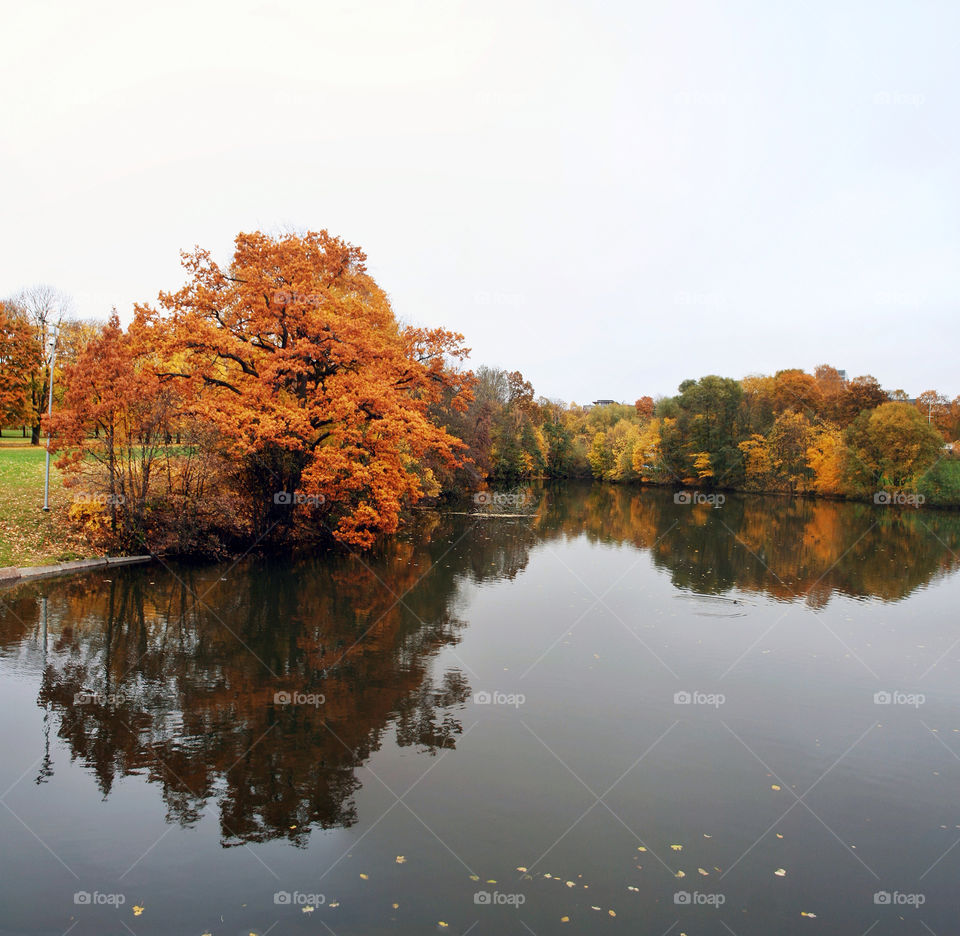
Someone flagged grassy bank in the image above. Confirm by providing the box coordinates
[0,430,98,568]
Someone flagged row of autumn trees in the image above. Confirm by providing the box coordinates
[1,229,958,557]
[452,368,958,503]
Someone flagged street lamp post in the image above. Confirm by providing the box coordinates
[42,325,59,512]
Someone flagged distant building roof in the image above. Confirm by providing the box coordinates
[592,399,618,406]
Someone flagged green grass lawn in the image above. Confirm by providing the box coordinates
[0,433,98,568]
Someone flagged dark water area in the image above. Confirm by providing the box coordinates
[2,483,960,934]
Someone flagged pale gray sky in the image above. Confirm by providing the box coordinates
[2,0,957,402]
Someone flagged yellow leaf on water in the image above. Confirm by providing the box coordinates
[670,844,683,851]
[360,873,369,880]
[675,870,686,878]
[438,923,449,929]
[771,784,781,791]
[395,856,406,864]
[774,868,787,877]
[132,906,144,917]
[302,906,314,914]
[566,881,575,888]
[609,910,616,917]
[469,875,480,881]
[698,868,709,876]
[392,903,399,909]
[776,833,784,839]
[637,846,647,852]
[560,916,570,923]
[516,866,527,872]
[801,911,817,918]
[486,879,496,884]
[329,902,340,908]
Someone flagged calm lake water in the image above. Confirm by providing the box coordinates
[3,484,960,935]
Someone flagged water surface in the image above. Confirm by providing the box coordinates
[2,485,960,934]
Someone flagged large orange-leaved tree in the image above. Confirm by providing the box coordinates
[141,230,473,547]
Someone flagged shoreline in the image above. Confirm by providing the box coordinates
[0,554,153,589]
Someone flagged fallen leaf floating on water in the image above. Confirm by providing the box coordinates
[627,886,639,892]
[566,881,576,888]
[360,873,369,880]
[395,856,406,864]
[560,916,570,923]
[670,844,683,851]
[776,833,784,839]
[698,868,709,876]
[438,923,449,930]
[544,873,553,879]
[516,866,527,872]
[591,906,602,911]
[302,906,314,914]
[675,870,686,878]
[392,903,399,909]
[771,785,781,791]
[637,846,647,852]
[801,911,817,918]
[486,879,496,884]
[703,834,712,838]
[132,906,144,917]
[609,910,617,917]
[329,902,340,908]
[774,868,787,877]
[469,875,480,881]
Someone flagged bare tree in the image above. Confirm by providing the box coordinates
[5,285,74,444]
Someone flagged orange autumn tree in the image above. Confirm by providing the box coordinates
[48,312,179,547]
[0,302,39,426]
[143,230,472,547]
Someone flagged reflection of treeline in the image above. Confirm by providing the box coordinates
[437,366,960,507]
[529,484,960,605]
[0,520,550,843]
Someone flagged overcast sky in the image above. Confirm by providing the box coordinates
[2,0,957,403]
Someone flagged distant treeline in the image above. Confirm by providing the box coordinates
[433,366,960,506]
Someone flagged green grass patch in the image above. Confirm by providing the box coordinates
[0,444,97,567]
